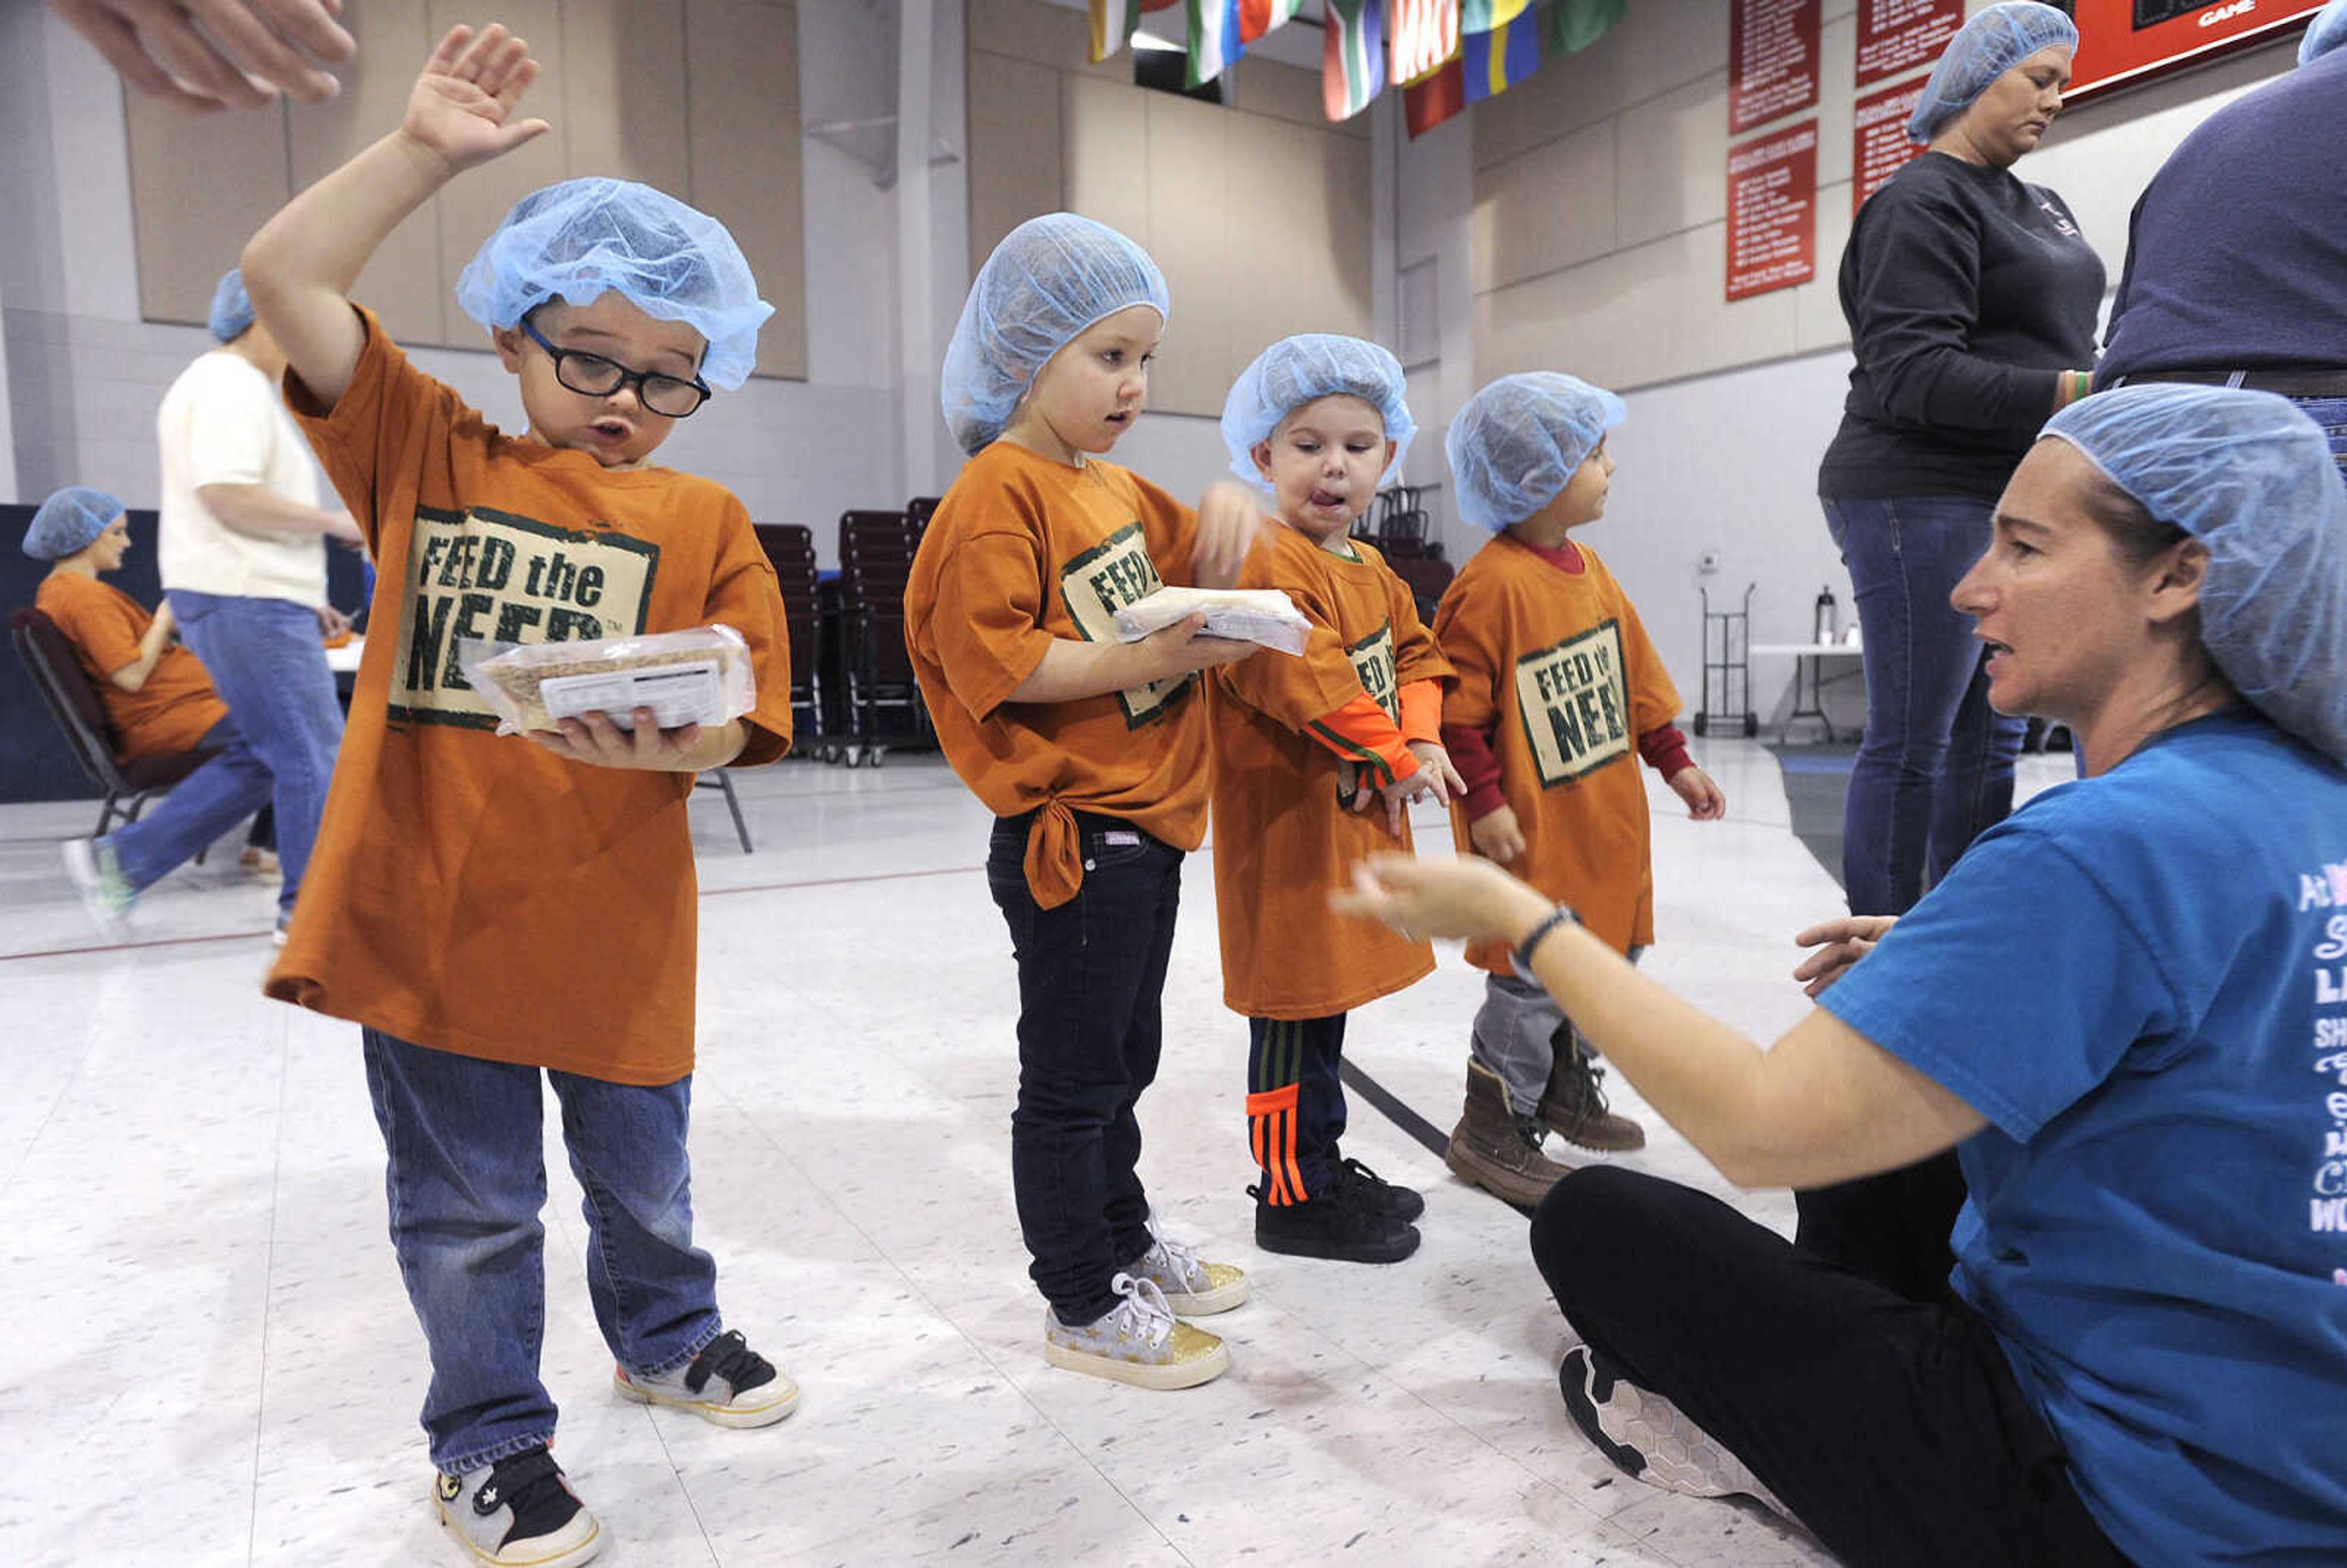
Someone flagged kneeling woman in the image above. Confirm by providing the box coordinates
[1337,384,2347,1567]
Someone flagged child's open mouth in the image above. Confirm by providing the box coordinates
[585,419,633,445]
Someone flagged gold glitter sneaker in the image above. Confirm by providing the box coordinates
[1124,1214,1250,1316]
[1044,1272,1230,1390]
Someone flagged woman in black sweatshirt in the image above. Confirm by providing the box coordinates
[1806,1,2102,1301]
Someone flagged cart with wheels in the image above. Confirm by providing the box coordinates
[1692,583,1759,738]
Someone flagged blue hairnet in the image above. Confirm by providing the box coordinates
[2302,0,2347,65]
[454,177,773,390]
[942,213,1169,456]
[208,268,255,343]
[22,486,123,560]
[1221,334,1417,490]
[2041,384,2347,761]
[1907,2,2077,144]
[1445,373,1626,532]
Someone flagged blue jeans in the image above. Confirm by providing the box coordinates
[986,811,1181,1327]
[1824,496,2024,916]
[362,1030,722,1473]
[2290,395,2347,478]
[106,717,274,892]
[166,590,343,917]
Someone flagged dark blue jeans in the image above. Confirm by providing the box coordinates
[1247,1013,1347,1206]
[167,590,344,918]
[2290,395,2347,478]
[362,1030,722,1473]
[986,811,1182,1326]
[1823,495,2024,917]
[106,716,274,892]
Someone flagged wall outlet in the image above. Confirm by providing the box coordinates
[1697,549,1722,574]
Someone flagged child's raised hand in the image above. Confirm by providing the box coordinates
[1468,802,1525,864]
[1191,479,1276,589]
[402,23,551,174]
[1669,765,1727,820]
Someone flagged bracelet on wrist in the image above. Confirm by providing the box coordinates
[1510,904,1581,980]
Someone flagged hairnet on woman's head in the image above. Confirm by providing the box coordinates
[1906,2,2078,144]
[941,213,1169,456]
[2041,384,2347,761]
[208,269,255,344]
[2302,0,2347,65]
[454,177,773,390]
[1221,334,1416,489]
[1445,373,1626,533]
[22,486,124,560]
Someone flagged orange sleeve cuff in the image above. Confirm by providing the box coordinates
[1306,694,1417,785]
[1398,679,1444,745]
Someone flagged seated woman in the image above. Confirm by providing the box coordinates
[26,486,277,928]
[1335,386,2347,1567]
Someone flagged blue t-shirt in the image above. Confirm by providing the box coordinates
[1822,711,2347,1565]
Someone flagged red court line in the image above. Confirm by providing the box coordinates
[0,861,989,964]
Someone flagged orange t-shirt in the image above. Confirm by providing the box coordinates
[262,308,793,1085]
[1208,527,1452,1017]
[34,572,227,758]
[1434,532,1681,970]
[905,441,1209,907]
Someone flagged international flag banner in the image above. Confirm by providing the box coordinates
[1239,0,1302,43]
[1462,13,1540,101]
[1389,0,1461,87]
[1322,0,1386,120]
[1187,0,1245,87]
[1404,57,1466,136]
[1458,0,1530,32]
[1089,0,1141,62]
[1543,0,1625,56]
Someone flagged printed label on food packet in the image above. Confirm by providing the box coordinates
[538,660,725,731]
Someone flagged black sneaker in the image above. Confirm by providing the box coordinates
[1332,1153,1426,1222]
[433,1445,600,1567]
[1251,1180,1420,1263]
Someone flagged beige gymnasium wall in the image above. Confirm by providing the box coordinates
[966,0,1373,417]
[126,0,809,381]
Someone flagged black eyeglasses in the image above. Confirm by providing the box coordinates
[519,317,711,419]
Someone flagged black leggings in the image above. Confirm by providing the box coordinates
[1531,1167,2128,1568]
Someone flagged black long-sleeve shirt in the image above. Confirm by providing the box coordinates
[1818,152,2104,501]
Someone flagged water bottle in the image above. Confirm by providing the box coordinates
[1814,585,1837,645]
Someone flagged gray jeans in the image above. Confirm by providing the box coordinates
[1470,948,1644,1116]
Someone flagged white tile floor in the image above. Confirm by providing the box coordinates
[0,741,2075,1567]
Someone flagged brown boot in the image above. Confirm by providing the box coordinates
[1445,1059,1571,1208]
[1538,1027,1646,1152]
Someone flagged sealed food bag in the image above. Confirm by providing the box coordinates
[1113,585,1312,656]
[458,625,756,735]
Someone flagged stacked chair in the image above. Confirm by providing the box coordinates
[1359,485,1454,619]
[832,507,932,768]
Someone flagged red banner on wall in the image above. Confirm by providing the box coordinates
[1854,0,1961,88]
[2066,0,2325,101]
[1730,0,1821,133]
[1853,77,1929,216]
[1727,120,1818,301]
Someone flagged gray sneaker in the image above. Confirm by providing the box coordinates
[61,837,133,934]
[1557,1345,1796,1524]
[1124,1214,1249,1316]
[1045,1272,1230,1390]
[614,1328,799,1428]
[433,1445,600,1567]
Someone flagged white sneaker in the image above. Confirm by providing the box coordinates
[433,1445,600,1567]
[62,837,135,934]
[1044,1272,1230,1390]
[1558,1345,1797,1524]
[614,1328,799,1427]
[1125,1214,1249,1315]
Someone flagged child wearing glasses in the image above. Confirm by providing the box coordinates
[241,23,793,1567]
